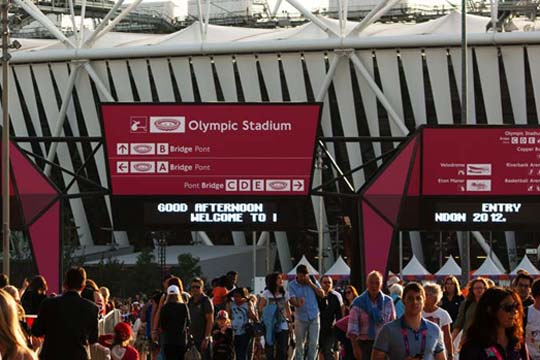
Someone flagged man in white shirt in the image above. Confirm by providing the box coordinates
[526,279,540,360]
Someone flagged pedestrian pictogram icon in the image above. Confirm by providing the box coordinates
[130,116,148,133]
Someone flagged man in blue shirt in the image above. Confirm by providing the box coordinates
[288,264,324,360]
[372,282,446,360]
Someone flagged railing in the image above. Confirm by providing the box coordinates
[24,311,121,360]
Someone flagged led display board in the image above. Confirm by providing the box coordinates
[387,126,540,230]
[360,125,540,279]
[112,197,310,230]
[398,197,540,230]
[100,103,321,229]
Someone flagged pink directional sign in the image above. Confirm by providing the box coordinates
[422,128,540,195]
[360,125,540,281]
[101,104,321,196]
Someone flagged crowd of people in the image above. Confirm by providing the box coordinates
[0,267,539,360]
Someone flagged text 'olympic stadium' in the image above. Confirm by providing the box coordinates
[3,0,540,286]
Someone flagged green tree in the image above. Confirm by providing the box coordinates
[175,253,202,284]
[88,257,126,298]
[129,248,159,296]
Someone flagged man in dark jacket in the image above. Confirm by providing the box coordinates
[188,277,214,360]
[32,267,99,360]
[318,275,343,360]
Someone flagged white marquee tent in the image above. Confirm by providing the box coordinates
[288,255,319,279]
[435,256,462,277]
[473,256,506,278]
[325,256,351,279]
[510,255,540,276]
[401,255,431,278]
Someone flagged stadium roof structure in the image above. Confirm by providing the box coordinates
[9,12,512,57]
[85,245,272,286]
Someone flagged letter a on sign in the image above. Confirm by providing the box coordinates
[157,161,169,173]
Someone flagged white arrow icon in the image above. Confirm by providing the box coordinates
[117,161,129,173]
[292,179,304,191]
[117,143,129,155]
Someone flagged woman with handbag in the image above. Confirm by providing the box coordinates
[158,285,191,360]
[227,288,258,360]
[258,273,292,360]
[335,285,358,360]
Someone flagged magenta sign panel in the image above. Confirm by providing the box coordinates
[101,104,321,196]
[422,128,540,196]
[360,125,540,280]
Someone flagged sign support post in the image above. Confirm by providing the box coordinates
[252,231,256,289]
[460,0,471,285]
[317,148,324,274]
[1,0,10,277]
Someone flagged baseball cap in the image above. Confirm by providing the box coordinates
[114,322,132,339]
[387,275,401,288]
[216,310,229,319]
[167,285,180,295]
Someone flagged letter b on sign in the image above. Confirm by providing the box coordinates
[157,143,169,155]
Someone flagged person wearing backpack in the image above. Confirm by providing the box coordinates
[258,273,292,360]
[227,288,258,360]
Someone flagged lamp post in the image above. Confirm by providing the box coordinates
[2,0,10,276]
[157,233,167,282]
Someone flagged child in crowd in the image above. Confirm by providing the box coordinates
[112,322,139,360]
[212,310,234,360]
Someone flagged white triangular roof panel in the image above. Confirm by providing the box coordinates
[511,255,540,275]
[402,255,431,276]
[325,256,350,276]
[288,255,319,275]
[474,256,505,276]
[435,256,462,276]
